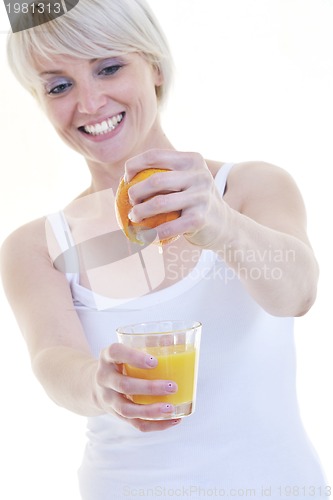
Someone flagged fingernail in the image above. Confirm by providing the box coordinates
[172,419,181,425]
[128,210,136,222]
[165,382,177,393]
[126,184,134,205]
[145,355,157,368]
[161,403,174,413]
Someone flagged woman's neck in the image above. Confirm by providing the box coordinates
[85,127,175,194]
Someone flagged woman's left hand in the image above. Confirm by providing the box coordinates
[124,149,228,248]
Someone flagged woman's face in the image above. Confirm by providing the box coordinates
[34,52,163,170]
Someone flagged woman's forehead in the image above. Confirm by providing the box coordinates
[34,53,92,72]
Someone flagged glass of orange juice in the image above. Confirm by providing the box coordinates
[116,320,201,419]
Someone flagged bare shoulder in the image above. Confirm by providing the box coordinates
[1,217,51,270]
[208,160,299,207]
[226,160,298,197]
[224,160,303,208]
[1,218,51,305]
[1,217,49,269]
[223,160,310,242]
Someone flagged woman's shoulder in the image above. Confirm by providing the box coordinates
[2,216,47,244]
[224,159,297,198]
[228,160,292,179]
[208,159,290,181]
[209,159,291,181]
[0,217,56,309]
[206,159,300,213]
[1,217,49,270]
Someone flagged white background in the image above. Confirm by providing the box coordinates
[0,1,332,498]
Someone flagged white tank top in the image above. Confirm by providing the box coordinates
[47,164,327,500]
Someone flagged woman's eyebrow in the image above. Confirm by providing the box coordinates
[39,70,64,76]
[39,59,99,76]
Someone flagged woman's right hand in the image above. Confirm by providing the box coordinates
[93,343,181,432]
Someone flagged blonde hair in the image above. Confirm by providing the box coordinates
[7,0,174,104]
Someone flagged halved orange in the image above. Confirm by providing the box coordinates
[115,168,181,245]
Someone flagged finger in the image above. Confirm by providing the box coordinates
[148,210,204,244]
[114,408,182,431]
[128,190,185,223]
[128,170,212,222]
[108,369,178,397]
[97,343,159,392]
[130,418,182,432]
[127,170,188,205]
[125,150,204,182]
[105,343,158,369]
[111,392,180,421]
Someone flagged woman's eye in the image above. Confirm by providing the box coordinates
[99,65,122,76]
[47,81,72,95]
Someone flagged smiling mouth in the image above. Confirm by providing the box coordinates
[79,112,125,136]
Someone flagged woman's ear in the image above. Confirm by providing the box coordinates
[153,65,164,102]
[153,64,164,87]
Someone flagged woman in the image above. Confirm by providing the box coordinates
[1,0,328,498]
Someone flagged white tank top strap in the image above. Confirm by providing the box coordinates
[214,162,235,196]
[46,211,78,283]
[46,211,75,251]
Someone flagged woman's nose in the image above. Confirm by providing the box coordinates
[76,81,108,115]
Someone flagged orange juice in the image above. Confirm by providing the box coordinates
[124,344,197,405]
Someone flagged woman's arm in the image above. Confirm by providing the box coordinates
[0,219,180,431]
[208,161,319,317]
[125,152,319,317]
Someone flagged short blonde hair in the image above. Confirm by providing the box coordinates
[7,0,174,104]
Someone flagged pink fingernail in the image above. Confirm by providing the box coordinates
[145,355,157,367]
[128,192,134,206]
[128,210,140,223]
[166,382,177,393]
[161,404,174,413]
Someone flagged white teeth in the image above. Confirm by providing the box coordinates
[83,113,123,136]
[100,121,109,132]
[107,118,114,129]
